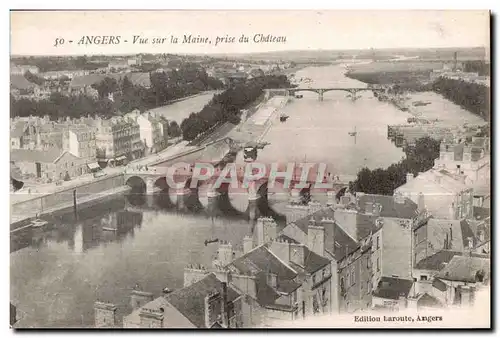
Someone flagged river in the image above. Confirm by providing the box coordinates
[10,64,473,328]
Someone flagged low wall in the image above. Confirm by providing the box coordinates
[11,174,125,219]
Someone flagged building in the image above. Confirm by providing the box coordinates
[125,110,165,154]
[11,148,89,182]
[40,70,90,80]
[395,169,474,220]
[62,124,97,162]
[432,255,490,307]
[121,273,244,328]
[11,64,40,75]
[95,116,143,165]
[433,137,490,185]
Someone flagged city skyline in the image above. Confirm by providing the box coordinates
[11,10,490,56]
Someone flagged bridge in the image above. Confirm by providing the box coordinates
[123,164,353,216]
[265,86,385,101]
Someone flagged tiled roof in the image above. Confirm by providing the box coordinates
[166,273,240,328]
[473,207,491,221]
[415,250,464,271]
[293,208,335,234]
[11,148,63,163]
[417,293,443,308]
[11,74,37,90]
[424,219,466,253]
[228,246,297,280]
[276,234,300,244]
[302,246,330,274]
[436,256,490,283]
[326,222,359,261]
[358,194,419,219]
[253,272,280,306]
[372,276,413,300]
[432,278,447,292]
[69,74,107,88]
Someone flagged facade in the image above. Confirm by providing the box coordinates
[395,170,474,220]
[95,116,144,165]
[63,125,97,161]
[433,137,490,185]
[120,273,244,328]
[11,148,89,182]
[125,111,165,154]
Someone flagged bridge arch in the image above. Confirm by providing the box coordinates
[126,176,146,192]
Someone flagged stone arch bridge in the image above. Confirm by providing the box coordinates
[265,86,385,101]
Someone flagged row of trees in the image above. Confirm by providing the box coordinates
[349,137,441,195]
[179,75,291,141]
[431,77,490,121]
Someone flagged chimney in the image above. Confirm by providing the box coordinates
[459,285,472,307]
[398,293,407,310]
[365,201,374,215]
[139,308,164,328]
[94,301,117,328]
[217,241,234,267]
[243,235,254,254]
[372,203,382,216]
[204,289,222,328]
[406,173,414,183]
[221,282,229,328]
[184,264,208,287]
[130,289,154,310]
[290,243,305,266]
[417,192,425,212]
[308,220,325,256]
[270,238,291,263]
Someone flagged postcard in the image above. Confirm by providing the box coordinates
[9,10,491,329]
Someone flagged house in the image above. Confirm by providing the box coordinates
[62,124,97,161]
[11,65,39,75]
[432,255,490,307]
[412,250,489,297]
[371,276,414,310]
[95,116,144,165]
[433,137,490,185]
[121,273,244,328]
[413,217,481,264]
[125,111,164,154]
[281,205,374,314]
[10,148,89,182]
[395,170,474,220]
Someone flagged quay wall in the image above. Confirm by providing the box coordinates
[11,174,125,222]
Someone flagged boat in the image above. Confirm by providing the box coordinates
[280,114,289,122]
[348,126,357,137]
[204,238,219,246]
[30,219,48,229]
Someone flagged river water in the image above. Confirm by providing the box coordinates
[10,64,474,328]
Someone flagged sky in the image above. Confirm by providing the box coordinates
[10,10,490,56]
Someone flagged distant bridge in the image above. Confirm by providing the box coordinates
[265,86,385,101]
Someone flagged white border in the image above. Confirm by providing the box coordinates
[2,2,498,337]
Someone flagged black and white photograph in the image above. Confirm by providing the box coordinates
[9,10,491,329]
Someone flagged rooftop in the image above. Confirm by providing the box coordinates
[372,276,414,300]
[415,250,487,271]
[11,74,37,90]
[436,255,490,283]
[11,148,64,163]
[358,194,419,219]
[165,273,240,328]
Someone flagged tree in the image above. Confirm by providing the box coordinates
[168,121,181,137]
[92,77,119,99]
[24,71,44,85]
[350,137,441,195]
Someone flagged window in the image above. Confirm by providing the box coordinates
[367,281,371,293]
[322,269,326,279]
[312,274,316,285]
[420,275,428,281]
[376,236,380,250]
[377,258,380,271]
[367,256,370,268]
[351,267,356,286]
